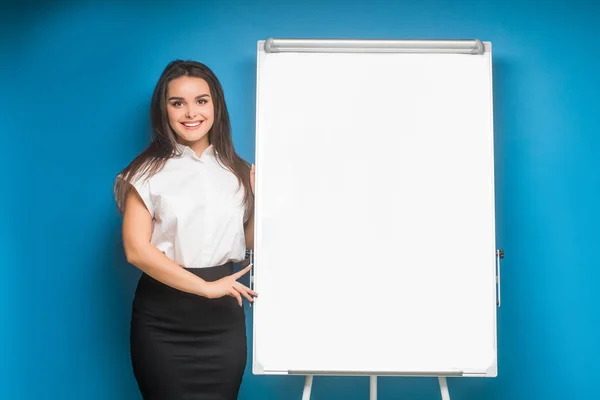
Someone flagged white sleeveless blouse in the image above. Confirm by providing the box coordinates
[127,144,248,268]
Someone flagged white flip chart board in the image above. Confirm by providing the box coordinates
[252,39,498,378]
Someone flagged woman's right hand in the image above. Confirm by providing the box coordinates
[204,264,258,306]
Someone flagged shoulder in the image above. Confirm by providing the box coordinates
[114,156,171,213]
[117,161,157,188]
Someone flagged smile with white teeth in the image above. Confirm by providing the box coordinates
[181,121,202,128]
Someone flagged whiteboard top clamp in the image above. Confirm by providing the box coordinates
[263,38,486,55]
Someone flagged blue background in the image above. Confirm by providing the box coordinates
[2,0,599,399]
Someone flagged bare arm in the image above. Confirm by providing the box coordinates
[244,212,254,250]
[244,163,255,250]
[122,189,211,296]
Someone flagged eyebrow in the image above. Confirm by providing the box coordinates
[167,94,210,101]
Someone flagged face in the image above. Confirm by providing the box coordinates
[166,76,215,148]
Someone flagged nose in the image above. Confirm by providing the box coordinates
[185,105,199,119]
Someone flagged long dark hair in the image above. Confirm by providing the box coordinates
[114,60,253,220]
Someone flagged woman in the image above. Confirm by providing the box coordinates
[114,60,258,399]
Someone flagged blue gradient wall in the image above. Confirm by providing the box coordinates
[2,0,599,399]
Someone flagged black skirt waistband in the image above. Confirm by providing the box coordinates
[132,261,243,332]
[140,262,233,286]
[182,261,234,282]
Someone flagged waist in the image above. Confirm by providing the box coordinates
[136,261,235,298]
[182,261,234,282]
[132,261,244,328]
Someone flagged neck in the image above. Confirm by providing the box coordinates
[178,136,210,157]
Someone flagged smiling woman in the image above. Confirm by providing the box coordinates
[113,60,257,400]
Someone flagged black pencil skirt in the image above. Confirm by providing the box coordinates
[130,262,247,400]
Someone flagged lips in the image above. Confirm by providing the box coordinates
[180,121,203,130]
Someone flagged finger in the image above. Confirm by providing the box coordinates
[230,288,242,307]
[234,282,258,300]
[234,281,258,297]
[233,264,252,279]
[235,285,255,303]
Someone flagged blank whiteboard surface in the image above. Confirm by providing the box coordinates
[253,41,497,377]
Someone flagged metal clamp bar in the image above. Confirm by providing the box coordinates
[496,249,504,307]
[264,38,485,54]
[245,249,255,307]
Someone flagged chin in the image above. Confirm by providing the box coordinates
[176,130,210,144]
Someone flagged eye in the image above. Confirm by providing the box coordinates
[171,101,184,107]
[198,99,208,105]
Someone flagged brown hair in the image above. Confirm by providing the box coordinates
[114,60,253,220]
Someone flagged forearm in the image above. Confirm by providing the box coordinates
[126,244,210,297]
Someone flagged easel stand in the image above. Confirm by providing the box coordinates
[438,377,450,400]
[301,375,451,400]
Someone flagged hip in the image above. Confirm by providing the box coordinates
[131,262,245,332]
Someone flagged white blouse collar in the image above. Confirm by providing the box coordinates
[175,143,217,161]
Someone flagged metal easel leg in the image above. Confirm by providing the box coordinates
[302,375,313,400]
[438,377,450,400]
[370,376,377,400]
